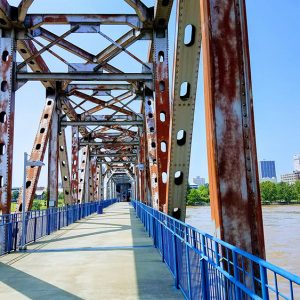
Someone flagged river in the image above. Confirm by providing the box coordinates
[186,205,300,276]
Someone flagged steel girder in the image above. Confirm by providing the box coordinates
[16,92,55,211]
[58,129,72,205]
[167,0,202,220]
[0,35,15,214]
[71,126,79,203]
[47,96,59,208]
[200,0,265,258]
[78,146,89,203]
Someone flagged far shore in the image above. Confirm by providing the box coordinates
[187,201,300,207]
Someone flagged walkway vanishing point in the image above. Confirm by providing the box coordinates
[0,202,182,299]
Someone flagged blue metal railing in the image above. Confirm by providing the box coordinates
[0,199,117,256]
[132,200,300,300]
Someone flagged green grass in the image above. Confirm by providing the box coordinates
[11,198,65,212]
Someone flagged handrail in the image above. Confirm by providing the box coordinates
[132,200,300,300]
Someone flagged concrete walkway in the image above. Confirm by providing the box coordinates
[0,202,183,300]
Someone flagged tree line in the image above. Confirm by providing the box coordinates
[186,181,300,205]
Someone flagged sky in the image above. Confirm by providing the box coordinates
[8,0,300,187]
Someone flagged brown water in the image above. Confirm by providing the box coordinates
[186,205,300,276]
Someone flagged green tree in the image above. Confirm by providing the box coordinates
[198,185,210,203]
[293,181,300,201]
[186,185,210,205]
[32,200,42,210]
[260,181,277,203]
[187,189,202,205]
[276,182,296,203]
[12,190,19,200]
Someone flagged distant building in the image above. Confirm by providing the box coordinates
[259,160,277,182]
[193,176,205,187]
[281,172,300,185]
[293,154,300,172]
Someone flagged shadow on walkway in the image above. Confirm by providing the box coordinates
[0,262,82,300]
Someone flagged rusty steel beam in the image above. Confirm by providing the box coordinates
[0,1,13,29]
[154,0,174,26]
[18,0,34,22]
[17,72,153,82]
[0,36,15,214]
[153,28,171,212]
[95,29,143,65]
[167,0,202,220]
[200,0,265,258]
[144,91,159,209]
[71,126,79,203]
[123,0,150,23]
[38,27,95,62]
[78,146,89,203]
[72,90,134,116]
[47,97,59,208]
[25,14,142,29]
[58,129,72,205]
[89,157,97,201]
[67,84,132,93]
[16,93,55,212]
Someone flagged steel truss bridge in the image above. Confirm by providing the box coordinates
[0,2,298,298]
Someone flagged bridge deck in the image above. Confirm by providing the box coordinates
[0,202,182,299]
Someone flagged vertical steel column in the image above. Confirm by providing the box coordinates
[89,157,97,201]
[47,91,59,208]
[167,0,202,220]
[78,146,88,203]
[71,126,79,203]
[138,134,146,203]
[98,163,103,200]
[153,28,171,212]
[200,0,265,257]
[134,166,140,200]
[84,150,90,203]
[58,129,72,204]
[144,90,159,209]
[16,91,55,211]
[96,164,101,200]
[0,34,15,214]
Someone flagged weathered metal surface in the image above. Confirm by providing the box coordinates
[167,0,202,220]
[47,96,59,208]
[17,72,153,82]
[144,91,159,209]
[78,146,88,203]
[25,14,142,29]
[18,0,34,22]
[200,0,265,258]
[124,0,150,23]
[58,129,72,205]
[16,94,55,211]
[89,157,97,201]
[153,29,170,212]
[0,37,15,214]
[71,126,79,203]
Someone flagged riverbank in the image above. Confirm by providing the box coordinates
[187,200,300,207]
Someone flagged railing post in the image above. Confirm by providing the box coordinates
[161,222,164,263]
[259,265,270,300]
[33,216,37,242]
[47,208,51,235]
[172,220,179,289]
[185,228,192,299]
[232,251,241,300]
[200,235,210,300]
